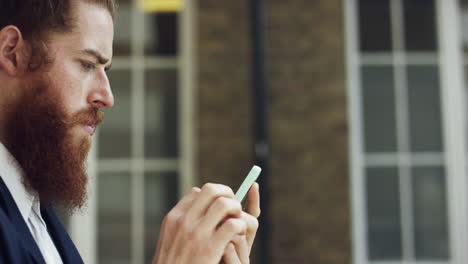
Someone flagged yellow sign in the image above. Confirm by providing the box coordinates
[139,0,183,13]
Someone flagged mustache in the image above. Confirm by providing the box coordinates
[66,107,104,127]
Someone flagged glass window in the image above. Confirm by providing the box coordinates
[98,173,131,264]
[349,0,451,263]
[145,13,179,56]
[460,0,468,53]
[99,70,132,158]
[403,0,437,51]
[362,66,397,152]
[407,65,443,152]
[366,167,402,260]
[412,166,449,259]
[54,206,70,230]
[358,0,392,52]
[144,172,179,263]
[113,0,132,56]
[95,2,182,263]
[144,69,179,158]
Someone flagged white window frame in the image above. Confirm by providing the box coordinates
[345,0,468,263]
[66,0,196,263]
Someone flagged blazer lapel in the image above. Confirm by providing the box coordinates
[0,177,46,263]
[41,206,84,264]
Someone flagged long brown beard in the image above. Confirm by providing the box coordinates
[5,82,103,213]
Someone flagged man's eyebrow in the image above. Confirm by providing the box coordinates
[80,49,110,65]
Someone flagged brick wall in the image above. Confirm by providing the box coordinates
[197,0,351,263]
[196,0,254,188]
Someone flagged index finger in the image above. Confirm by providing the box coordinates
[246,182,260,218]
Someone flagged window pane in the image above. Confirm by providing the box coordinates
[145,13,178,55]
[412,166,449,259]
[144,172,179,263]
[465,66,468,95]
[362,66,397,152]
[53,205,70,230]
[113,1,132,56]
[403,0,437,51]
[407,66,443,152]
[145,70,179,158]
[98,173,131,264]
[358,0,392,52]
[460,0,468,53]
[99,70,131,158]
[366,167,402,260]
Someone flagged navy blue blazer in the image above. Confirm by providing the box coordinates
[0,177,83,263]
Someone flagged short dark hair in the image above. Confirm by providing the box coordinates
[0,0,117,71]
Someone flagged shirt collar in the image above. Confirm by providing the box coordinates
[0,142,36,222]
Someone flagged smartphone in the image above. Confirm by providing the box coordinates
[235,165,262,202]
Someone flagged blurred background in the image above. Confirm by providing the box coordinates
[58,0,468,263]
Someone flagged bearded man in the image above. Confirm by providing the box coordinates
[0,0,260,263]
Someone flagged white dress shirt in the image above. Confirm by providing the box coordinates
[0,143,63,264]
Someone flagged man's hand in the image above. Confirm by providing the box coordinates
[221,183,260,264]
[151,183,260,264]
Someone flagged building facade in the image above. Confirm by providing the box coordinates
[64,0,468,263]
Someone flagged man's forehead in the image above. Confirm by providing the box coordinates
[68,1,114,58]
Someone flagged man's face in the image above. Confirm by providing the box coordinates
[7,1,114,212]
[45,1,114,141]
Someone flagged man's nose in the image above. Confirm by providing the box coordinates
[87,71,114,108]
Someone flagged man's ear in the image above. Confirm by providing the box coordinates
[0,26,25,77]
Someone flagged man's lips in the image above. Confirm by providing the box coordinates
[83,124,96,136]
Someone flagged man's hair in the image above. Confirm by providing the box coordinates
[0,0,116,70]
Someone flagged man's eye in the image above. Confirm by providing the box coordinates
[81,61,96,70]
